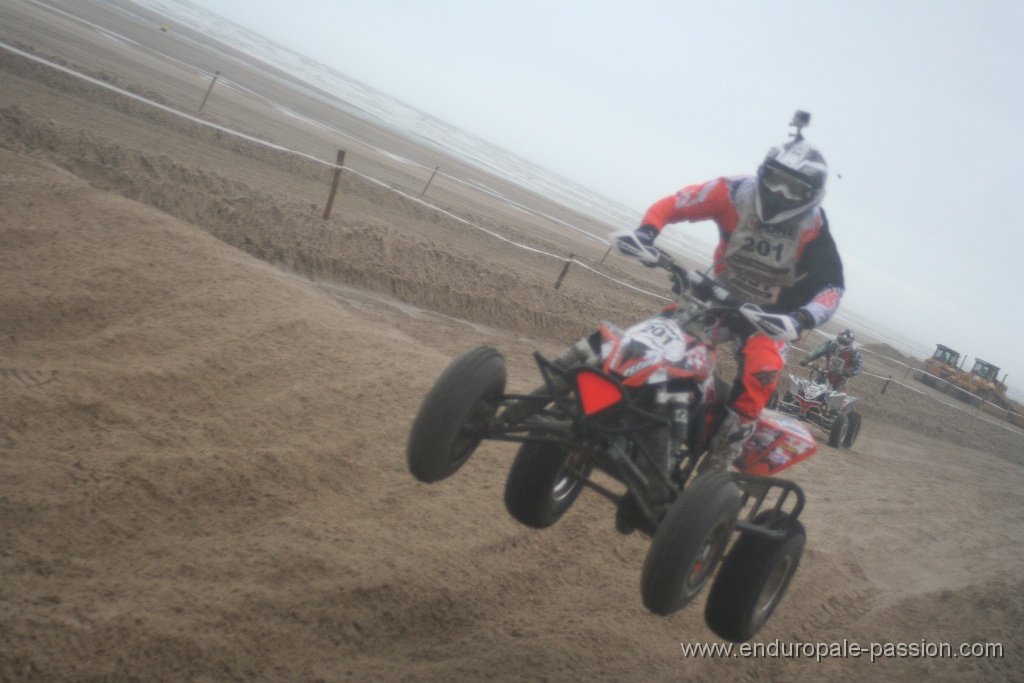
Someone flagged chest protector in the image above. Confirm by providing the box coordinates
[828,343,857,374]
[722,181,816,305]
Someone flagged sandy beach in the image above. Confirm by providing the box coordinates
[1,1,1022,681]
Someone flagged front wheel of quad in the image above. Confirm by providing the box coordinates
[704,512,806,642]
[843,412,862,449]
[827,412,849,448]
[640,472,742,616]
[505,441,592,529]
[407,346,506,483]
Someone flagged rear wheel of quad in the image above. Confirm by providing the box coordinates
[827,413,849,448]
[843,412,862,449]
[407,346,506,483]
[704,512,806,642]
[640,472,742,616]
[504,441,592,528]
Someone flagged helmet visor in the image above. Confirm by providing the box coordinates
[760,163,816,202]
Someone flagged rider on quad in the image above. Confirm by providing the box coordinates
[799,329,863,392]
[617,112,845,473]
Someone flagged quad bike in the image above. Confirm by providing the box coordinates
[406,232,818,642]
[769,363,862,449]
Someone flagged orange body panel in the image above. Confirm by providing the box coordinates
[733,412,818,476]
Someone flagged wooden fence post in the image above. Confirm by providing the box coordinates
[970,401,984,430]
[554,255,575,290]
[420,166,440,198]
[198,71,220,114]
[322,150,346,220]
[881,375,892,394]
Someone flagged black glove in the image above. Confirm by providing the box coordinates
[635,224,659,247]
[670,270,684,295]
[793,309,814,333]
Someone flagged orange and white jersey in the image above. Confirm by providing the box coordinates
[641,175,845,327]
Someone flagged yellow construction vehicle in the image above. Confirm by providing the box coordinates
[961,358,1006,404]
[913,344,965,389]
[914,344,1024,427]
[914,345,1007,405]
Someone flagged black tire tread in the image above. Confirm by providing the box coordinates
[407,346,506,482]
[827,412,849,448]
[844,412,862,449]
[504,441,587,529]
[705,517,806,642]
[641,472,742,616]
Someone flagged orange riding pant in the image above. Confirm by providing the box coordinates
[730,333,788,420]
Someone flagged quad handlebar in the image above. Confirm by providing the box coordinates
[609,230,801,342]
[610,229,735,303]
[803,364,830,384]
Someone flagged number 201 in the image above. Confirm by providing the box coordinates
[742,237,784,261]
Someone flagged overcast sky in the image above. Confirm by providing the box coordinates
[187,0,1024,389]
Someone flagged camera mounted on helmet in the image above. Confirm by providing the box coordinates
[790,110,811,141]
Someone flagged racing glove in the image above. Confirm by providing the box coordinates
[793,309,814,333]
[764,309,813,341]
[737,305,802,341]
[613,225,660,268]
[768,309,815,343]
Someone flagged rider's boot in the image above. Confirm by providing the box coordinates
[698,408,756,475]
[615,492,657,536]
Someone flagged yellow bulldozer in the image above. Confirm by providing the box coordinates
[914,344,964,389]
[913,344,1024,427]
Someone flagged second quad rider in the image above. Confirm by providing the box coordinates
[800,329,863,392]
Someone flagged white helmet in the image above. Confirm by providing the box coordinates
[755,139,828,223]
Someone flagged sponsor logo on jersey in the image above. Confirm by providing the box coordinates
[756,221,799,238]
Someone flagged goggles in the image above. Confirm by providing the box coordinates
[760,161,817,201]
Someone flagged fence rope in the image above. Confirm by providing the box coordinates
[1,40,670,301]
